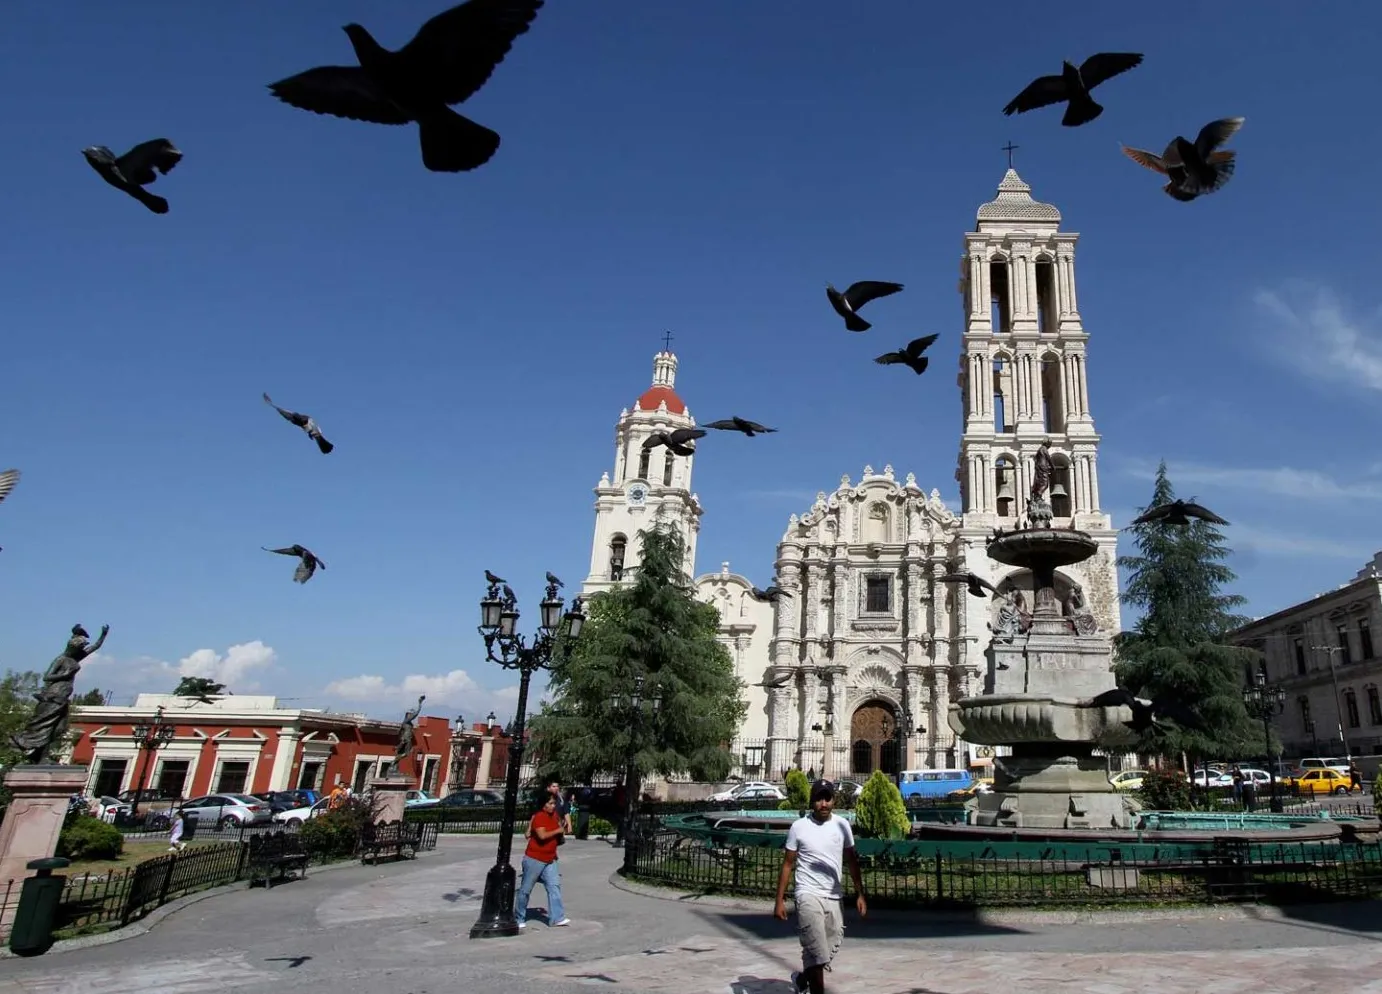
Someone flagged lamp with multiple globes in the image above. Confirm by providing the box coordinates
[130,705,176,811]
[1243,669,1287,813]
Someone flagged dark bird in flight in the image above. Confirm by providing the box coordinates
[703,417,777,437]
[643,427,706,457]
[1088,686,1205,735]
[1122,117,1244,202]
[749,584,791,603]
[262,545,326,584]
[267,0,545,173]
[875,334,940,375]
[1003,53,1144,127]
[263,393,334,454]
[82,139,183,214]
[826,281,904,332]
[1130,499,1229,527]
[546,571,563,588]
[938,572,999,599]
[181,692,229,707]
[0,469,19,552]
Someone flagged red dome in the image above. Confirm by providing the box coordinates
[635,385,686,415]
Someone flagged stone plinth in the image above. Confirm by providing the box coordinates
[1,765,88,935]
[368,778,409,825]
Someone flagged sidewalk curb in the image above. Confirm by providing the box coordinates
[1,849,440,960]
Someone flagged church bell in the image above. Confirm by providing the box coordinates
[1049,480,1068,499]
[996,478,1015,500]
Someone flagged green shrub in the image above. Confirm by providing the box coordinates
[1136,769,1191,811]
[784,769,810,809]
[588,816,615,837]
[852,771,909,839]
[56,815,124,860]
[299,796,373,859]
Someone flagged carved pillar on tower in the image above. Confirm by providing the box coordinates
[802,563,825,660]
[798,665,820,743]
[903,664,927,769]
[931,666,954,764]
[765,665,797,780]
[772,565,801,668]
[905,557,926,661]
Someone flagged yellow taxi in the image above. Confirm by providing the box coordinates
[1285,768,1360,796]
[948,776,994,799]
[1108,769,1147,791]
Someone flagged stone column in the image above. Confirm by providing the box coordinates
[268,728,301,791]
[931,668,953,760]
[969,253,985,321]
[1061,253,1079,316]
[1088,456,1102,510]
[0,765,90,891]
[772,566,801,668]
[766,667,798,779]
[903,666,927,769]
[799,666,820,742]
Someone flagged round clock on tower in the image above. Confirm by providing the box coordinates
[626,484,648,507]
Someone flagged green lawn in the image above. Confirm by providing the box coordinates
[65,839,221,876]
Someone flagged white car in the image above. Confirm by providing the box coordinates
[405,790,439,807]
[1192,770,1233,788]
[274,797,330,826]
[707,781,785,803]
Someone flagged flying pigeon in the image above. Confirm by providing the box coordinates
[1003,53,1144,127]
[1130,499,1229,527]
[703,417,777,437]
[875,334,940,375]
[643,428,706,457]
[262,544,326,584]
[1121,117,1244,202]
[546,571,563,588]
[81,139,183,214]
[263,393,334,454]
[1088,687,1205,735]
[749,584,791,603]
[485,569,507,585]
[0,469,20,551]
[938,572,999,599]
[267,0,545,173]
[826,281,904,333]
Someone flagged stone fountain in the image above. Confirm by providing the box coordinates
[947,492,1142,830]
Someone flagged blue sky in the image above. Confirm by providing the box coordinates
[0,1,1378,720]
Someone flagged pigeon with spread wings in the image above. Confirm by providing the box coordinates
[262,545,326,584]
[268,0,544,173]
[827,281,904,333]
[82,139,183,214]
[1122,117,1244,202]
[1130,499,1229,527]
[1088,686,1206,735]
[1003,53,1143,127]
[703,417,777,437]
[263,393,334,454]
[938,572,999,599]
[749,584,791,603]
[643,428,706,457]
[875,334,939,376]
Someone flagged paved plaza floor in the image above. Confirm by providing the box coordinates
[2,836,1381,994]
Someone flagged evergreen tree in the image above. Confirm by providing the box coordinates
[529,523,747,788]
[173,676,226,697]
[1114,462,1260,761]
[852,771,909,839]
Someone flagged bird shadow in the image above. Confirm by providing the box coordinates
[567,973,618,983]
[265,955,312,969]
[441,887,478,903]
[534,954,572,963]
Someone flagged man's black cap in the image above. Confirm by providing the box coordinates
[809,779,836,802]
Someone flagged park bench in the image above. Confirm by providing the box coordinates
[358,819,423,864]
[245,830,311,888]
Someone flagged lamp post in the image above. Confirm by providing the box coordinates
[881,705,925,786]
[130,705,176,812]
[611,674,664,872]
[1243,670,1287,813]
[468,578,585,940]
[1311,644,1353,762]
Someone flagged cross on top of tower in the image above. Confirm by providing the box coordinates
[661,329,675,353]
[1002,142,1019,170]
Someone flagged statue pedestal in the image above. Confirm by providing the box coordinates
[368,778,409,824]
[0,765,88,934]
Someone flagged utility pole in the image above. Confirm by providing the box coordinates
[1310,645,1352,761]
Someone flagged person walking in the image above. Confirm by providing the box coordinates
[773,780,867,994]
[167,810,188,853]
[515,794,570,929]
[547,779,574,835]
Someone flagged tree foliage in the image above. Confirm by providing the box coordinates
[851,771,909,839]
[779,769,810,811]
[174,676,226,697]
[529,524,747,784]
[1114,462,1261,760]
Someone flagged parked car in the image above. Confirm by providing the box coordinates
[1109,770,1147,791]
[405,789,439,807]
[274,797,331,826]
[707,780,781,803]
[90,795,132,823]
[1299,757,1352,774]
[177,793,273,829]
[439,788,505,807]
[1285,768,1361,796]
[252,790,315,815]
[899,769,974,803]
[1191,769,1233,788]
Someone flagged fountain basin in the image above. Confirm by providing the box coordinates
[988,529,1098,569]
[948,695,1140,751]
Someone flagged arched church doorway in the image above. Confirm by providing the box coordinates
[850,700,900,778]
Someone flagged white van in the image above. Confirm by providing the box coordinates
[1300,757,1351,774]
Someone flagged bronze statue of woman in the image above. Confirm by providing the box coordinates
[10,623,109,763]
[394,694,426,775]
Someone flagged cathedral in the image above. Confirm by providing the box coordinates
[582,167,1122,785]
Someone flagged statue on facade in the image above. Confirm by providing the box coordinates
[394,694,426,776]
[1062,584,1099,635]
[10,623,109,763]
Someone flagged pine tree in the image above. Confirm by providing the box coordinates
[852,771,909,839]
[529,523,747,787]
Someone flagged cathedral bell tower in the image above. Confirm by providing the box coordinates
[582,350,704,597]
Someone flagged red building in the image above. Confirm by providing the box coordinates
[66,694,455,800]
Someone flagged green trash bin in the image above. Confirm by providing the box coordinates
[8,856,71,957]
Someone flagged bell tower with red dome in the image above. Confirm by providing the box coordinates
[582,348,704,597]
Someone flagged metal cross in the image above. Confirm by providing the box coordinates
[1002,142,1019,169]
[661,329,674,352]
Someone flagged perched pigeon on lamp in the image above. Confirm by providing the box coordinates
[267,0,545,173]
[937,572,999,599]
[262,544,326,584]
[1003,53,1144,127]
[82,139,183,214]
[826,281,904,332]
[485,569,507,585]
[1130,498,1229,527]
[749,584,791,603]
[875,334,939,376]
[1122,117,1244,202]
[263,393,334,454]
[703,417,777,437]
[643,428,706,457]
[546,571,563,588]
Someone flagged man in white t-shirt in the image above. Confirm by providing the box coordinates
[774,779,867,994]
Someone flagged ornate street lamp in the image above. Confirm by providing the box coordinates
[469,576,585,940]
[1243,670,1287,813]
[881,706,925,786]
[610,674,664,871]
[130,705,176,811]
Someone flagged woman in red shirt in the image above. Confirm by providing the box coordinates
[515,794,569,928]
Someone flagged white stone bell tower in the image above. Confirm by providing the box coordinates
[954,166,1122,633]
[582,349,704,597]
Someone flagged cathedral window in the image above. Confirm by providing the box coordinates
[1035,258,1058,333]
[1368,685,1382,725]
[864,575,891,614]
[994,456,1016,518]
[1337,624,1353,665]
[1040,356,1065,432]
[1361,619,1375,660]
[989,259,1011,333]
[637,449,650,480]
[609,535,627,582]
[1345,690,1361,729]
[1294,637,1307,675]
[662,453,675,486]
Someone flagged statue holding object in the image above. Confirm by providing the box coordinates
[394,694,426,777]
[10,623,109,763]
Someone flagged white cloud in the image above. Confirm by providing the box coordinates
[1122,460,1382,501]
[83,640,278,696]
[177,641,276,688]
[325,669,479,707]
[1255,283,1382,393]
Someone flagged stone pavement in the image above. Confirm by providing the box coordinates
[2,836,1381,994]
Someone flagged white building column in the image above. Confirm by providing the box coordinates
[268,728,301,791]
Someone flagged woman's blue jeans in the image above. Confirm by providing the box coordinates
[515,855,564,925]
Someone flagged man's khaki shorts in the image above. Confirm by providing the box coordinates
[795,893,844,970]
